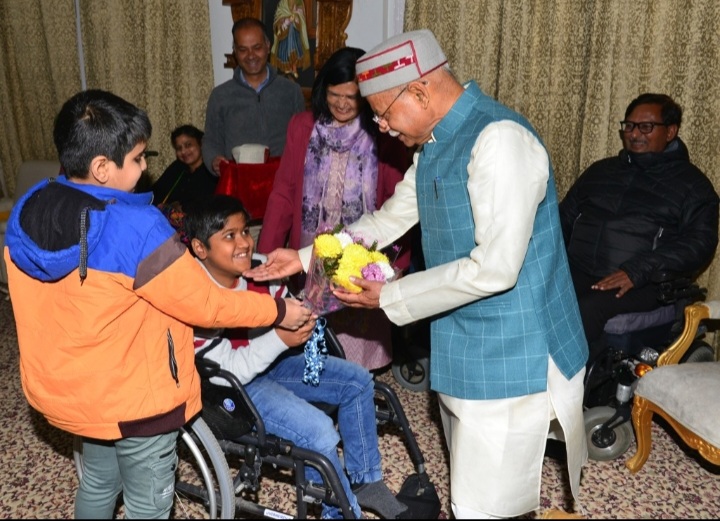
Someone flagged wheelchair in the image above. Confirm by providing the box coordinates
[582,271,716,461]
[73,325,441,518]
[194,324,440,519]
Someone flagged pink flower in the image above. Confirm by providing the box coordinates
[361,263,386,282]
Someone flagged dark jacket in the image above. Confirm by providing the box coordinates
[559,138,719,288]
[152,160,218,209]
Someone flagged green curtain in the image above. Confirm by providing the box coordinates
[0,0,214,195]
[404,0,720,336]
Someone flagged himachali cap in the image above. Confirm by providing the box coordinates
[356,29,448,97]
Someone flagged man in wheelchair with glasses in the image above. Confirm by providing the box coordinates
[560,92,719,370]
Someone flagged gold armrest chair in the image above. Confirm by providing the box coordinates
[626,301,720,473]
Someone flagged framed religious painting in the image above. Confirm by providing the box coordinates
[222,0,352,99]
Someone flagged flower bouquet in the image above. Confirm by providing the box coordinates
[301,226,398,385]
[302,226,397,316]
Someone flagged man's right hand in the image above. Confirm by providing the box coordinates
[212,155,229,176]
[278,297,313,330]
[244,248,303,281]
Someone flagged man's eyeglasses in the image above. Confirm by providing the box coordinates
[619,121,668,134]
[372,84,410,125]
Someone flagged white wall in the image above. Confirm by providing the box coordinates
[207,0,404,87]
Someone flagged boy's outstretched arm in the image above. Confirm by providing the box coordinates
[244,248,303,281]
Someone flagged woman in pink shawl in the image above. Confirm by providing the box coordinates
[258,47,412,371]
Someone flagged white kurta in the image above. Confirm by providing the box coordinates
[440,357,587,518]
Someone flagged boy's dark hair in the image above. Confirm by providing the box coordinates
[171,125,204,147]
[184,195,251,250]
[231,17,270,43]
[625,93,682,128]
[53,89,152,179]
[311,47,376,135]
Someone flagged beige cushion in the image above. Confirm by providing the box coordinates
[14,160,61,201]
[0,160,60,284]
[636,362,720,447]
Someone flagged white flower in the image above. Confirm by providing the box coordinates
[378,261,395,280]
[335,231,355,249]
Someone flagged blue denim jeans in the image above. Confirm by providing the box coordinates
[245,352,380,519]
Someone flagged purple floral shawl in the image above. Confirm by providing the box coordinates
[300,116,378,247]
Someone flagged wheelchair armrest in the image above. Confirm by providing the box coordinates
[195,356,223,380]
[651,270,705,305]
[659,284,707,305]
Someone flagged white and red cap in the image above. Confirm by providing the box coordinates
[356,29,448,97]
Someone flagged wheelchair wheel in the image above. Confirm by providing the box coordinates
[73,417,235,519]
[680,340,715,363]
[584,406,634,461]
[392,355,430,392]
[174,416,235,518]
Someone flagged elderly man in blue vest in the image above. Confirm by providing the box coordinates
[246,29,589,519]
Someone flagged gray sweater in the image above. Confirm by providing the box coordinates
[203,66,305,171]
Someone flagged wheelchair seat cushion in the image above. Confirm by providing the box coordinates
[635,361,720,447]
[603,304,675,335]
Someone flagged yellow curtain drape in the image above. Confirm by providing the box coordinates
[0,0,80,197]
[78,0,214,180]
[0,0,214,194]
[404,0,720,307]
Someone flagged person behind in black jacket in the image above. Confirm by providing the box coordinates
[559,93,719,361]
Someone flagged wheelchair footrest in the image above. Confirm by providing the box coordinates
[395,473,441,519]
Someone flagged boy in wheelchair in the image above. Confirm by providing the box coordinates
[184,195,410,519]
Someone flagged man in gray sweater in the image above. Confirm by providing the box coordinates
[203,17,305,175]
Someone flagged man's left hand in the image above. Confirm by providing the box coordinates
[333,277,383,309]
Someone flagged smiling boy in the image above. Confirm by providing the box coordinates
[185,195,410,519]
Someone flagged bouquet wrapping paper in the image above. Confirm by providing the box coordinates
[302,247,346,316]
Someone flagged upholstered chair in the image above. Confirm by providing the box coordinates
[626,301,720,473]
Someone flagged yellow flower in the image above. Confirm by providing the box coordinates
[314,233,342,258]
[332,243,372,292]
[369,250,390,264]
[310,228,396,294]
[333,265,363,292]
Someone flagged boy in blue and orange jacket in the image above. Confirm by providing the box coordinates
[3,89,311,519]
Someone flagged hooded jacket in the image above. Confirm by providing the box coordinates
[560,138,719,288]
[4,176,282,439]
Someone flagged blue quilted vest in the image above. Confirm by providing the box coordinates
[417,82,588,399]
